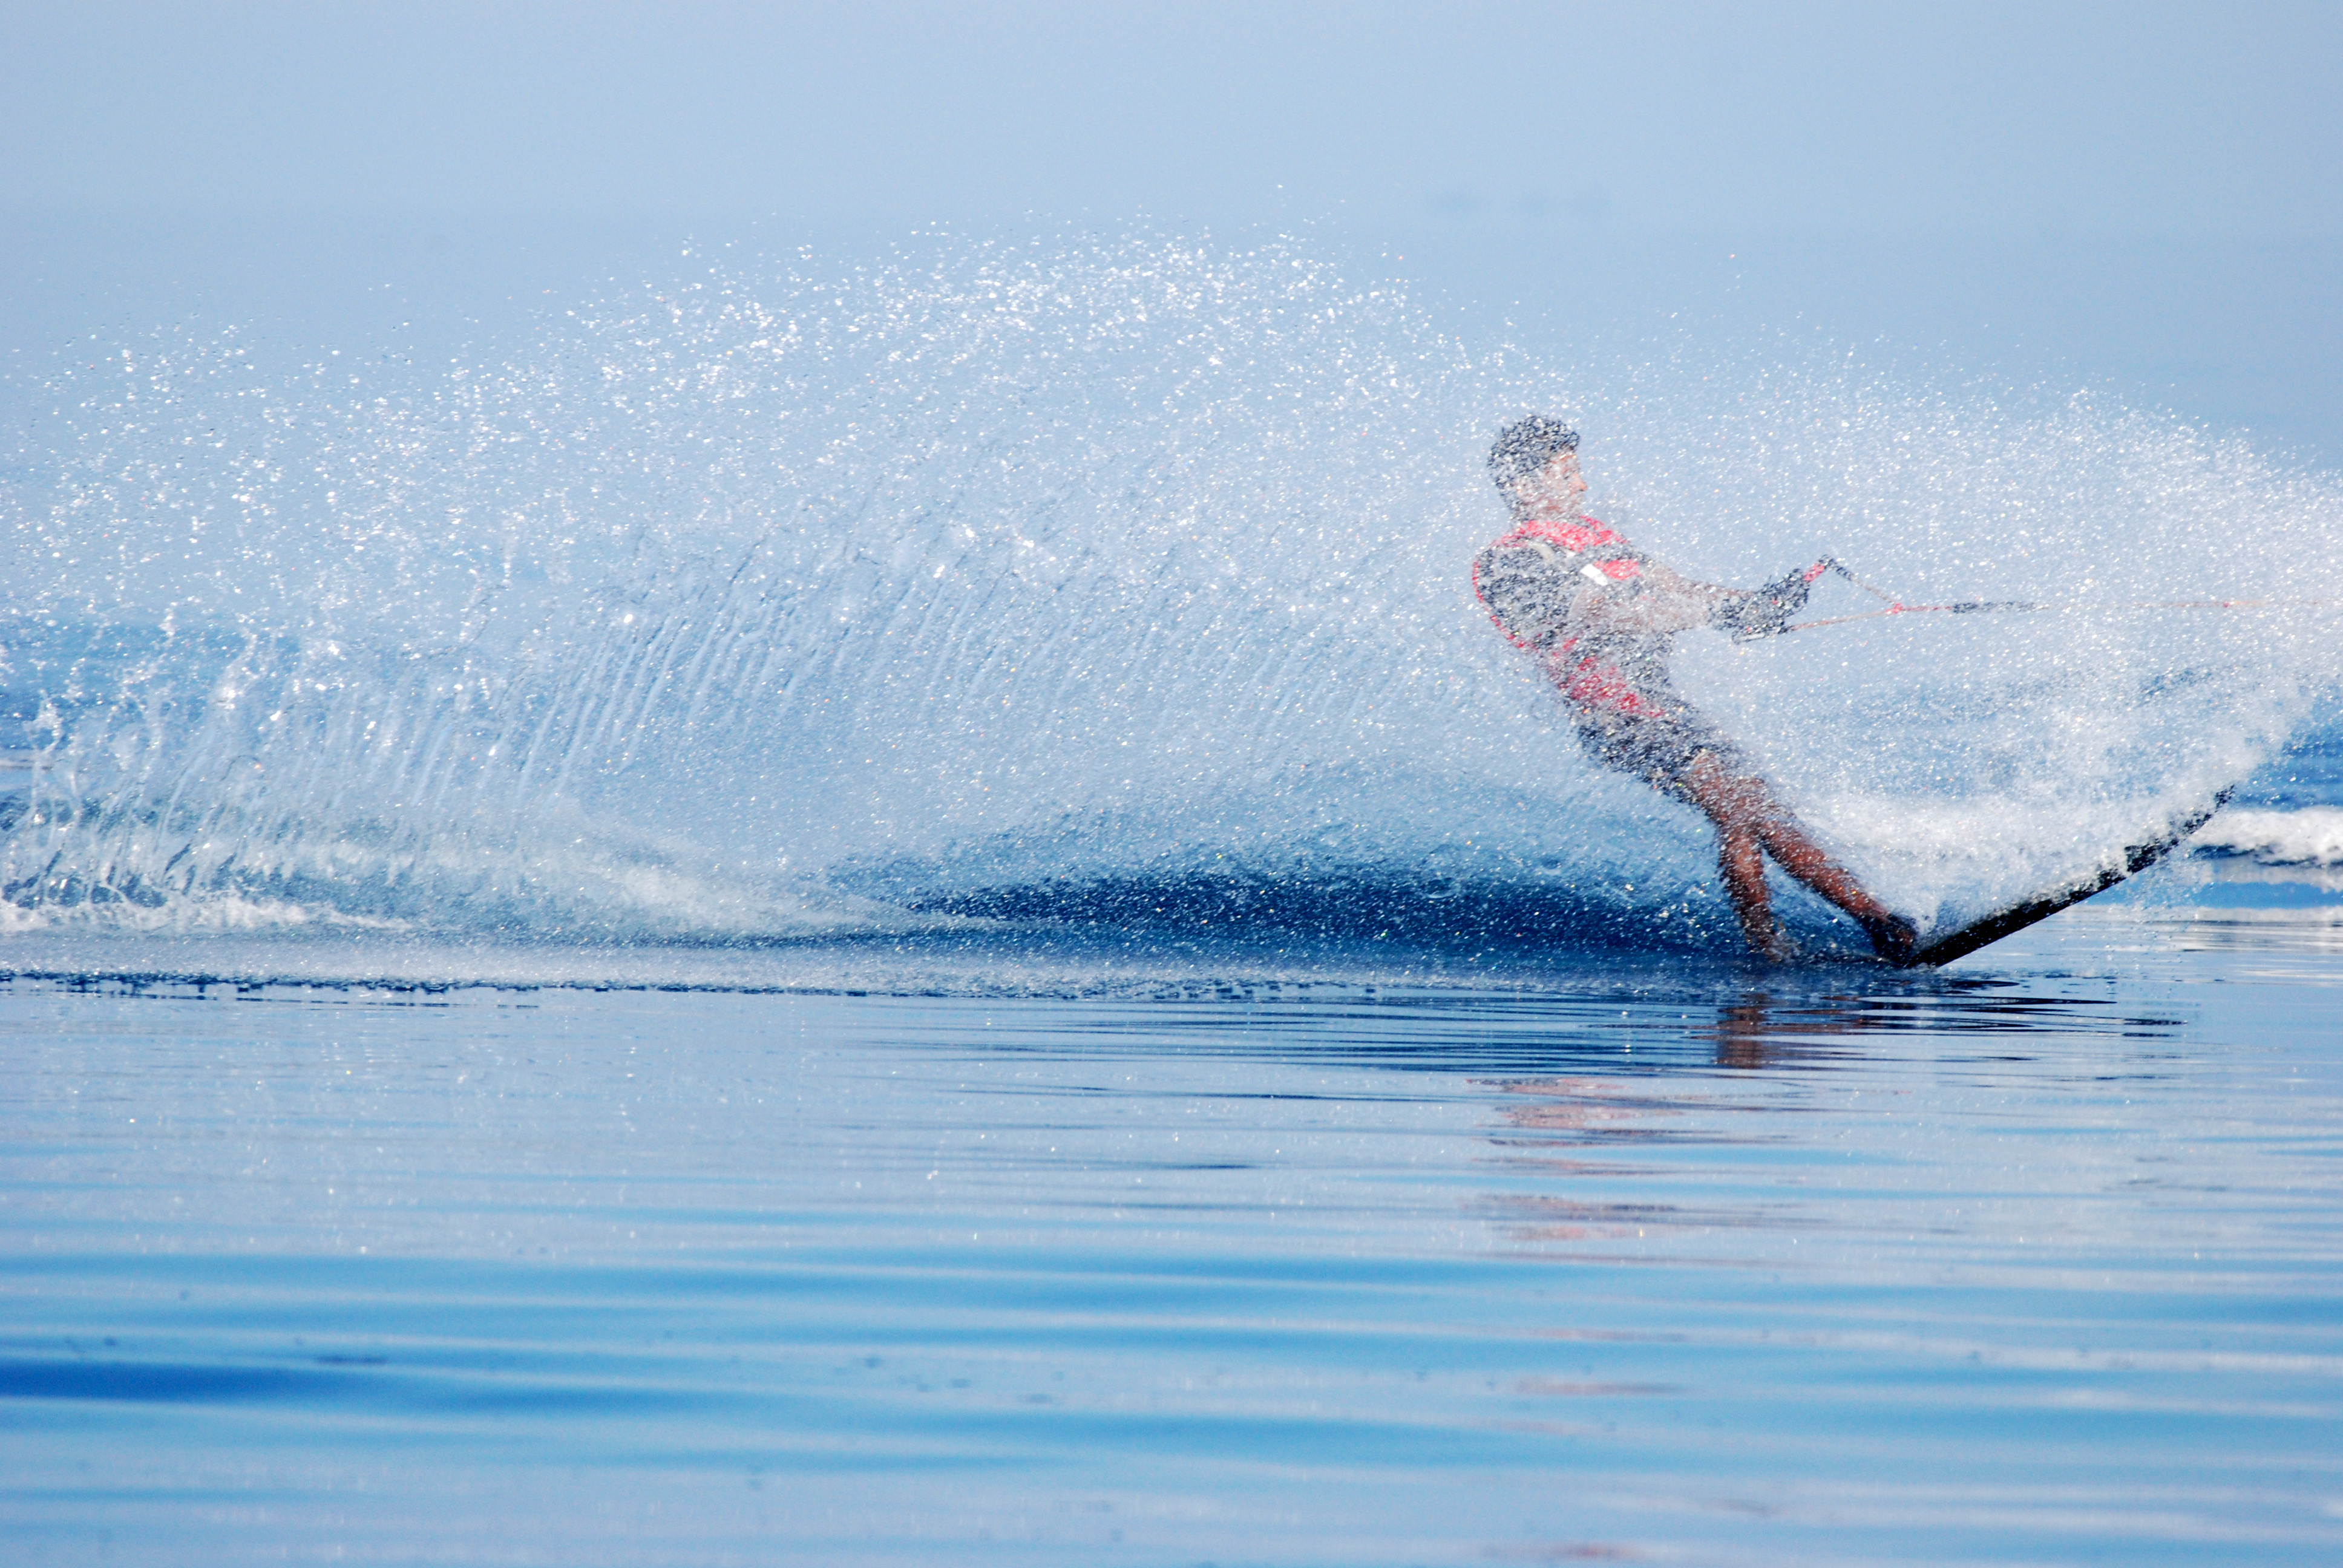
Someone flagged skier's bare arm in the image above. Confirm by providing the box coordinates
[1571,563,1753,636]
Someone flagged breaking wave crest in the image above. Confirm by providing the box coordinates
[4,232,2338,956]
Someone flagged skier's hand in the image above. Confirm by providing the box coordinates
[1711,563,1821,640]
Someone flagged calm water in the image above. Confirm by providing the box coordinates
[6,235,2342,1564]
[5,908,2342,1566]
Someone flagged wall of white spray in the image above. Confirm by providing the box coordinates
[3,234,2336,948]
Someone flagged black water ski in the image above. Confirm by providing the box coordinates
[1898,790,2233,968]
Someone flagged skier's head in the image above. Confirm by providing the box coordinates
[1489,416,1583,511]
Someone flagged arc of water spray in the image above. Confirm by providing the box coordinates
[1781,558,2342,635]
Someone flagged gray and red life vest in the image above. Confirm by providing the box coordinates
[1472,515,1672,720]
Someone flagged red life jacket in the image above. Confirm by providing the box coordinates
[1472,515,1664,719]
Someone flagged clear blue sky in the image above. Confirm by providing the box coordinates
[5,1,2340,455]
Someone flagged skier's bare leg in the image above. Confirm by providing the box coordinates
[1678,751,1917,961]
[1712,816,1792,961]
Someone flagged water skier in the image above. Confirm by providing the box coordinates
[1472,416,1918,962]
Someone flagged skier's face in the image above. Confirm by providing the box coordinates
[1518,450,1588,513]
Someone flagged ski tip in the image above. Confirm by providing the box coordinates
[1893,787,2235,969]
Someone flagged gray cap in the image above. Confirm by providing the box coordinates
[1488,416,1578,489]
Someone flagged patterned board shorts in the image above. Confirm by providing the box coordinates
[1573,702,1751,806]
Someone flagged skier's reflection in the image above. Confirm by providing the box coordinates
[1702,985,2069,1068]
[1483,992,1870,1246]
[1703,990,1917,1068]
[1709,993,1784,1070]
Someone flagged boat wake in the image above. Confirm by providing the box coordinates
[3,232,2338,969]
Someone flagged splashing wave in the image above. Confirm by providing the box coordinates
[4,233,2336,954]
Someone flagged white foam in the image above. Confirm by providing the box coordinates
[4,232,2338,947]
[2193,807,2343,868]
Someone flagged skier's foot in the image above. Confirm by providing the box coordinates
[1858,910,1920,965]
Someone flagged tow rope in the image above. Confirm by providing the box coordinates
[1779,559,2342,636]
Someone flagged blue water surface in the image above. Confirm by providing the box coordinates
[5,235,2342,1566]
[4,906,2342,1566]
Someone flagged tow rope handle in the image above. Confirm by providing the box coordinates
[1771,558,2333,637]
[1774,557,2051,633]
[1722,558,1839,641]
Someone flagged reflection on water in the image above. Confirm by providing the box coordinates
[1693,985,2186,1068]
[3,921,2342,1564]
[2170,909,2343,957]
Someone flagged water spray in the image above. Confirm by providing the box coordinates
[5,235,2336,947]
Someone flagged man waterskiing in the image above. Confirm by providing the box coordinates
[1472,416,1918,962]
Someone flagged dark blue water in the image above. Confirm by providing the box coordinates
[5,904,2343,1566]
